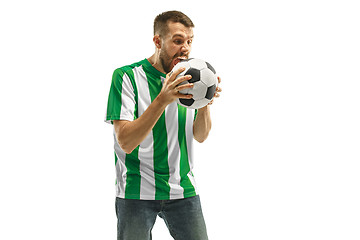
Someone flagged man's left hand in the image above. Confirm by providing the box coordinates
[207,76,222,106]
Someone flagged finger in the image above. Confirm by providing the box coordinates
[167,67,186,82]
[217,76,222,84]
[175,83,193,92]
[216,87,222,92]
[172,74,192,87]
[176,93,193,99]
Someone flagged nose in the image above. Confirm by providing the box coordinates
[181,42,191,54]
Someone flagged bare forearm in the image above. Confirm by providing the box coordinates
[193,106,212,143]
[193,76,221,142]
[114,96,167,153]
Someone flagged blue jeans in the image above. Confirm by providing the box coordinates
[115,195,208,240]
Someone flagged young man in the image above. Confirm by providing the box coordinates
[105,10,221,240]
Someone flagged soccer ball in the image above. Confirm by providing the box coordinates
[172,58,218,109]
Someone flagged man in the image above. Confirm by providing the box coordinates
[105,10,221,240]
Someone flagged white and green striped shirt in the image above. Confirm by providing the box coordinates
[105,59,198,200]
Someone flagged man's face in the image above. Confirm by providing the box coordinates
[159,21,194,73]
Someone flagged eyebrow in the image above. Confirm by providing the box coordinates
[172,34,194,39]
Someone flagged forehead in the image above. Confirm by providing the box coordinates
[166,21,193,38]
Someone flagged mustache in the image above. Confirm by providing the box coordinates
[173,53,189,59]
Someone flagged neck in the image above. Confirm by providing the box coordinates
[147,52,166,74]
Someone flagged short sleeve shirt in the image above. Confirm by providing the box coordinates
[105,59,198,200]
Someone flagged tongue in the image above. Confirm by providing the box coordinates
[171,58,181,70]
[173,58,181,66]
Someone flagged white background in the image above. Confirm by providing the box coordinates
[1,0,359,239]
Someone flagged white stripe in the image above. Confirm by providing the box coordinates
[134,66,156,200]
[185,109,198,194]
[119,73,135,121]
[165,102,184,199]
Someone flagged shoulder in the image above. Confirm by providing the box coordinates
[113,59,147,76]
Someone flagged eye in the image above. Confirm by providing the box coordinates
[174,39,183,45]
[187,40,193,45]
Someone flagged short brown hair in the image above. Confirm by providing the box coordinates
[153,10,195,37]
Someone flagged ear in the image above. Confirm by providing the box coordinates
[153,35,161,49]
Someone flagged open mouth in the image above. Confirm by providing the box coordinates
[172,56,188,68]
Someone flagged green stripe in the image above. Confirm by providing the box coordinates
[178,106,196,197]
[124,146,141,198]
[146,71,170,200]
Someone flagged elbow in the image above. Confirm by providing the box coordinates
[194,133,209,143]
[122,147,134,155]
[114,120,135,154]
[193,124,211,143]
[117,138,135,154]
[195,137,206,143]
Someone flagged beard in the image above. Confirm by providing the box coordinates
[159,50,173,74]
[159,47,188,73]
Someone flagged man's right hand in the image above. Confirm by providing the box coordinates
[157,67,194,106]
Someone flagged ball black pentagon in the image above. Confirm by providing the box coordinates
[173,58,217,109]
[179,98,195,106]
[205,84,216,100]
[206,62,216,74]
[185,68,201,83]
